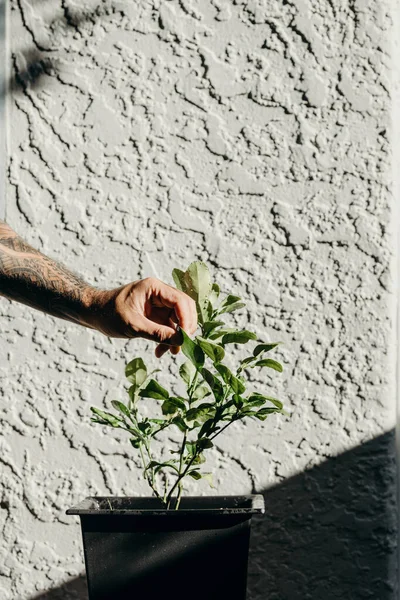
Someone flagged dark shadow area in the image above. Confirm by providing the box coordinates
[31,575,88,600]
[9,1,128,94]
[30,431,398,600]
[247,430,398,600]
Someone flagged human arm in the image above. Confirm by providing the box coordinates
[0,221,197,356]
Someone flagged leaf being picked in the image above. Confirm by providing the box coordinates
[172,268,187,293]
[178,262,212,325]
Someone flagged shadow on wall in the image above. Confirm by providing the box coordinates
[30,431,398,600]
[9,5,106,94]
[31,576,88,600]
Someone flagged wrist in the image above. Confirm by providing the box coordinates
[83,285,129,337]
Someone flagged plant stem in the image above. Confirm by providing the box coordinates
[178,431,187,476]
[210,417,237,441]
[166,452,198,508]
[166,430,187,509]
[144,439,158,494]
[166,366,202,509]
[175,482,183,510]
[139,443,162,501]
[188,371,199,404]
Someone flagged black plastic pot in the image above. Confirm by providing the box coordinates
[67,495,264,600]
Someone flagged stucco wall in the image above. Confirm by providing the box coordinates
[1,1,397,598]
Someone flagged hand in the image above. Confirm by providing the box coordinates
[89,277,198,357]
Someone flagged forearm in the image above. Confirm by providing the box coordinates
[0,221,197,348]
[0,220,108,328]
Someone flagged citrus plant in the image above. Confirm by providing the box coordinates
[90,262,288,509]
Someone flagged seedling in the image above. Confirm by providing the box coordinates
[91,262,288,509]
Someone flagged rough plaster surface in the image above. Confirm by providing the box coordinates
[0,0,397,598]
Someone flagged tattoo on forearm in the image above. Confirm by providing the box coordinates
[0,220,94,326]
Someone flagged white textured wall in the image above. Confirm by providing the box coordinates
[1,1,397,599]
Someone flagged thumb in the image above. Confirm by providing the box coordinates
[134,315,184,346]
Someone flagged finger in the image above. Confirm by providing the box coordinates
[155,343,169,358]
[154,282,197,335]
[135,314,184,346]
[155,343,180,358]
[168,316,181,352]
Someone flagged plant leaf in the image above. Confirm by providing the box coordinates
[111,400,131,419]
[125,358,147,387]
[253,343,282,357]
[245,397,265,407]
[184,261,212,325]
[192,384,211,401]
[90,407,122,428]
[254,407,283,420]
[203,472,215,488]
[232,394,245,409]
[197,438,213,450]
[179,360,196,386]
[172,268,187,292]
[201,368,224,401]
[172,415,188,432]
[202,320,225,336]
[181,329,205,369]
[208,327,237,340]
[239,356,258,370]
[145,460,179,475]
[188,469,202,480]
[138,420,152,434]
[198,418,215,439]
[255,359,283,372]
[217,295,246,315]
[208,283,220,307]
[185,441,197,456]
[186,403,215,423]
[130,437,142,448]
[215,363,246,394]
[139,379,169,400]
[196,336,225,364]
[247,393,284,409]
[161,397,186,416]
[221,330,257,345]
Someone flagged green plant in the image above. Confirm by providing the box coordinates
[90,262,289,510]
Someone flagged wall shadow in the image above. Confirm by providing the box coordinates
[31,575,88,600]
[30,431,398,600]
[247,430,398,600]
